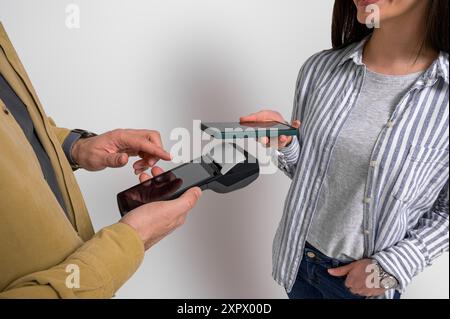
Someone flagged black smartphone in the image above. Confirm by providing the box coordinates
[201,121,298,139]
[117,161,218,216]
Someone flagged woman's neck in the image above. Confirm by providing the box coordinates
[363,14,439,75]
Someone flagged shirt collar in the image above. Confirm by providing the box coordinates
[338,36,449,85]
[436,52,449,84]
[337,36,369,68]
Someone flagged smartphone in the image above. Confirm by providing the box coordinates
[201,121,298,139]
[117,161,218,216]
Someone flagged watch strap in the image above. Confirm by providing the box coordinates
[63,129,97,170]
[372,260,399,290]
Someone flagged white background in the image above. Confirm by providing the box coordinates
[0,0,448,299]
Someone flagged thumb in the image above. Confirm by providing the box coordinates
[105,153,129,168]
[164,187,202,216]
[292,120,301,128]
[328,263,354,277]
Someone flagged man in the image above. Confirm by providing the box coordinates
[0,22,202,298]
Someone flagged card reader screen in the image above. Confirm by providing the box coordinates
[118,163,212,215]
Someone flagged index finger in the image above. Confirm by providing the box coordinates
[240,112,271,123]
[132,130,164,149]
[240,110,280,123]
[129,137,172,161]
[240,114,258,123]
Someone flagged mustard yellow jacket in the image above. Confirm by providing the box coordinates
[0,22,144,299]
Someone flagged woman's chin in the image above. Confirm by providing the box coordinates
[356,13,373,25]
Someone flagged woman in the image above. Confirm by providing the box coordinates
[241,0,449,299]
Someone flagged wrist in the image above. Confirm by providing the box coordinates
[279,135,297,151]
[68,129,98,169]
[281,136,294,149]
[372,259,399,290]
[71,138,87,167]
[119,218,154,251]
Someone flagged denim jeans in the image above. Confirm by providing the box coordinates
[287,243,401,299]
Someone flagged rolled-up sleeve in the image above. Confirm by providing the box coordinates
[278,136,300,179]
[372,181,449,293]
[61,131,82,167]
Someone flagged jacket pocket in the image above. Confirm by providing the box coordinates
[392,145,449,204]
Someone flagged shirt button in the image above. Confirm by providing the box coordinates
[386,121,394,128]
[364,197,372,204]
[370,161,378,167]
[306,252,316,259]
[364,230,370,235]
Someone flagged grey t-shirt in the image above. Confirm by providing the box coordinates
[306,69,423,262]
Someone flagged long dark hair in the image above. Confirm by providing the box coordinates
[331,0,449,53]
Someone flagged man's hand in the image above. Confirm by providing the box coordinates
[240,110,300,149]
[328,259,387,297]
[120,167,202,250]
[71,129,171,173]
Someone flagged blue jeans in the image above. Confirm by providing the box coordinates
[287,243,401,299]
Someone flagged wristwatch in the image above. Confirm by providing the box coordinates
[68,129,98,170]
[372,260,399,290]
[71,129,98,139]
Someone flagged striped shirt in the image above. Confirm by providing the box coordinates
[274,38,449,299]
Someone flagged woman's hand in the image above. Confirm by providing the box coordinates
[328,259,388,297]
[240,110,300,149]
[71,129,172,174]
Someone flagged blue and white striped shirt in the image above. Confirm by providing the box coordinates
[274,38,449,298]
